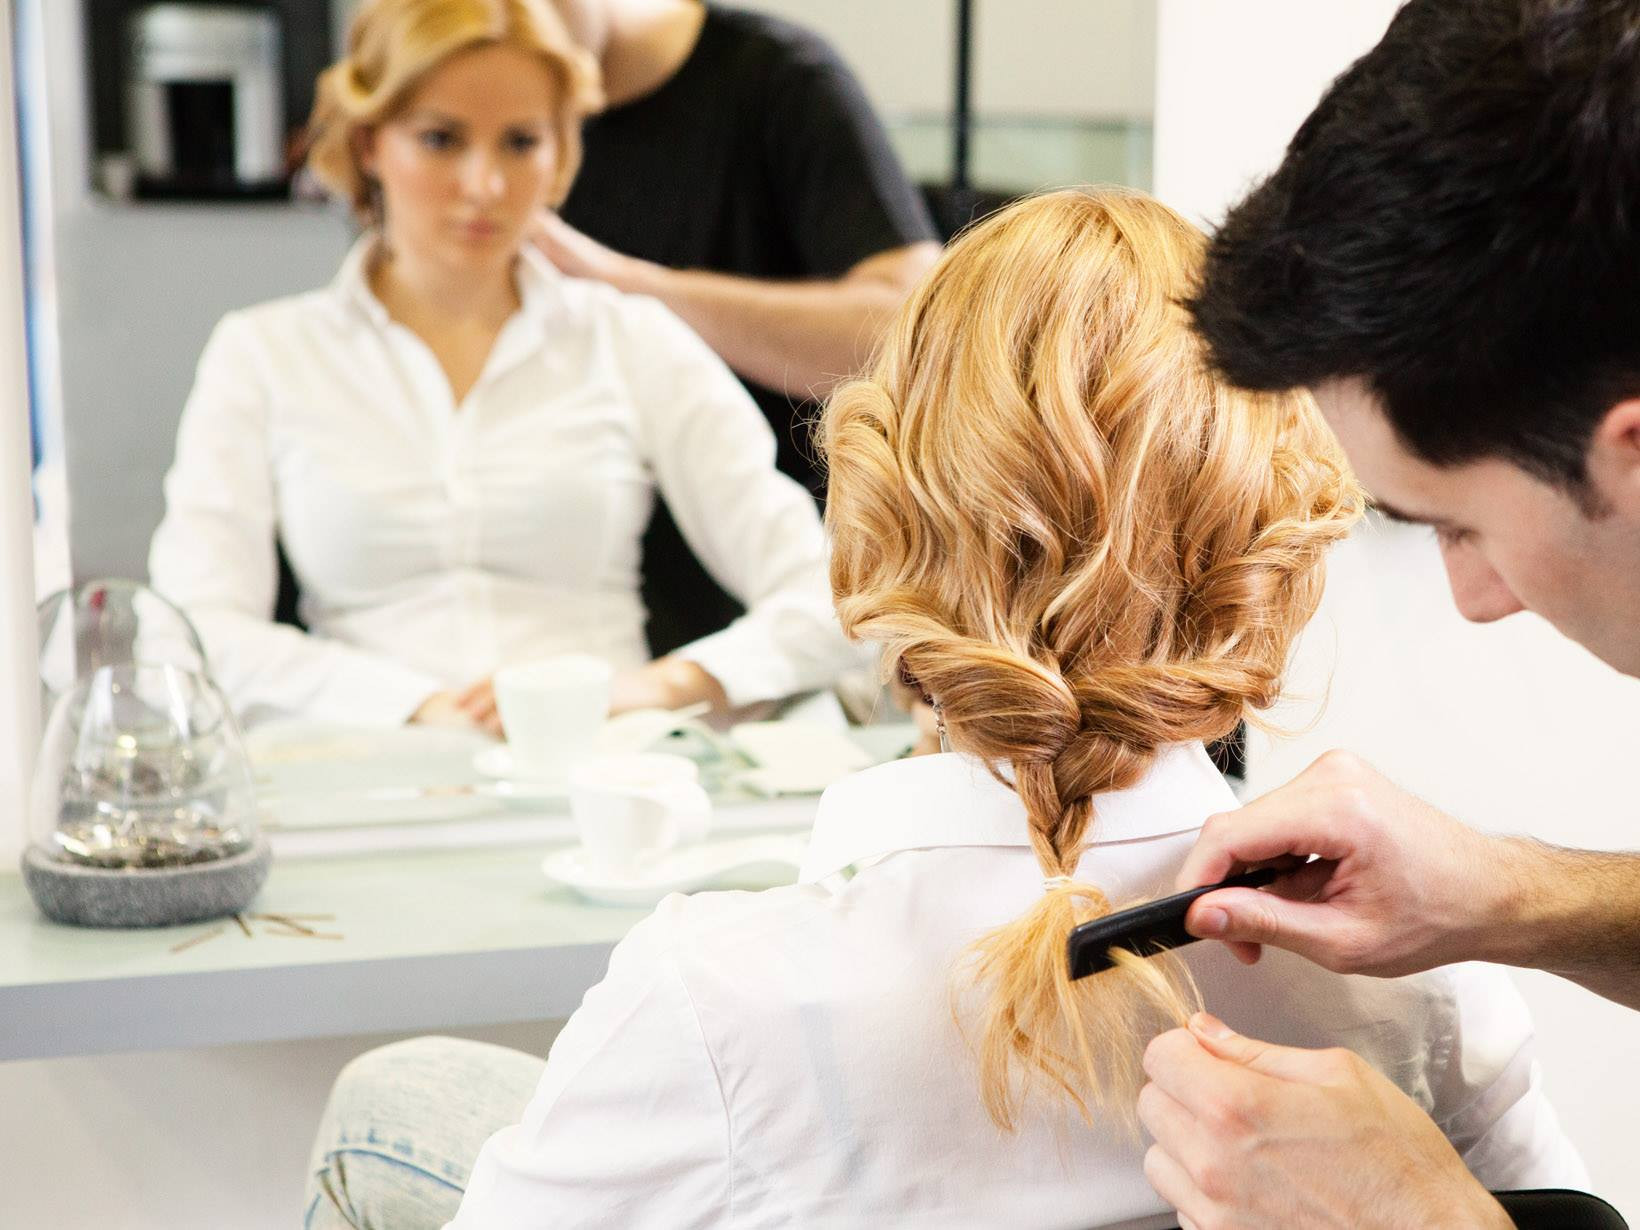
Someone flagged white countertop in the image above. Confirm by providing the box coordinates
[2,719,916,1061]
[0,797,812,1062]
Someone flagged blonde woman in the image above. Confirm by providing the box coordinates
[147,0,857,732]
[304,190,1583,1229]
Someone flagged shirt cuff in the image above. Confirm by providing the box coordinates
[674,621,802,709]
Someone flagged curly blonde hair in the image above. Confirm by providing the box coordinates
[305,0,601,221]
[820,187,1362,1132]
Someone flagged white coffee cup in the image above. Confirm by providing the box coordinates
[568,753,712,876]
[493,654,614,781]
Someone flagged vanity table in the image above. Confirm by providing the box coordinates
[0,803,806,1062]
[1,719,903,1062]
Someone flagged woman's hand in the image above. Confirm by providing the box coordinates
[609,657,728,716]
[408,678,503,737]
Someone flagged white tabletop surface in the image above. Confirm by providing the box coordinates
[2,721,913,1061]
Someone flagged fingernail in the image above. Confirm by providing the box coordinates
[1190,1012,1235,1041]
[1196,906,1229,935]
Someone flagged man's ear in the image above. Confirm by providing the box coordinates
[1586,399,1640,513]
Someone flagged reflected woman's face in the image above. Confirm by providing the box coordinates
[360,42,562,273]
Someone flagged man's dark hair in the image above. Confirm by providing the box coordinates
[1190,0,1640,489]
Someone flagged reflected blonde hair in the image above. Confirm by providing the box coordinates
[820,188,1362,1132]
[305,0,601,220]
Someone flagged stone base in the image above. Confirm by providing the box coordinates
[21,836,272,928]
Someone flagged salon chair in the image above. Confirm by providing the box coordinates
[1493,1190,1630,1228]
[1153,1189,1628,1230]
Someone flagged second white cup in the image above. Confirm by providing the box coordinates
[568,753,712,876]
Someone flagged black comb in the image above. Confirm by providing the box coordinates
[1067,866,1281,980]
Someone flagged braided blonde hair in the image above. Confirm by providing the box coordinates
[304,0,601,220]
[820,188,1362,1131]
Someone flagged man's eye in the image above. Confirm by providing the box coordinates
[504,131,544,153]
[417,129,458,152]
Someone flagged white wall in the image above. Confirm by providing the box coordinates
[0,1020,560,1229]
[1155,2,1640,1221]
[1154,0,1401,225]
[737,0,1155,119]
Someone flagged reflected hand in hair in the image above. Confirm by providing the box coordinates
[1139,1014,1511,1230]
[409,678,502,738]
[530,211,642,288]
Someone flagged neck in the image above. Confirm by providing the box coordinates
[597,0,705,106]
[368,239,519,329]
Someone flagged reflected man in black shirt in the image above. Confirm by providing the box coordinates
[536,0,942,653]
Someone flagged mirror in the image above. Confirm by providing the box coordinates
[18,0,1157,710]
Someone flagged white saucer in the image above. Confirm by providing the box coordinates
[540,834,807,907]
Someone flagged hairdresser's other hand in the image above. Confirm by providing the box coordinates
[409,678,502,737]
[531,212,647,290]
[1176,750,1514,976]
[1139,1014,1511,1230]
[609,657,729,717]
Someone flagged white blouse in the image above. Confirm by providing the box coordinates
[148,239,855,726]
[449,746,1585,1230]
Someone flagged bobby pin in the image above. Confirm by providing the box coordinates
[169,924,228,954]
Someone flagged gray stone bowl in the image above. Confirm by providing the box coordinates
[21,836,272,928]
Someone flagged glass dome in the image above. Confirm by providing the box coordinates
[37,579,208,726]
[23,663,269,927]
[30,661,258,867]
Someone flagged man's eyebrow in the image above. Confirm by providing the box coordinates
[1366,498,1428,526]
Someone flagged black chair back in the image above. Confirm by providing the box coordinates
[1150,1189,1626,1230]
[1497,1189,1629,1229]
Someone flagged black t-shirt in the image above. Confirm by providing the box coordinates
[560,5,936,654]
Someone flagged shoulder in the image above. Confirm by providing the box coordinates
[626,882,838,997]
[203,287,352,363]
[705,6,849,76]
[560,273,720,367]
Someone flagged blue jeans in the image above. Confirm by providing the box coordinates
[303,1036,546,1230]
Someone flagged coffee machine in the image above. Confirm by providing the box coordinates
[127,4,286,198]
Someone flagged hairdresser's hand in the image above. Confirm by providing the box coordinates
[1139,1013,1511,1230]
[531,212,649,291]
[409,678,502,738]
[1176,750,1517,976]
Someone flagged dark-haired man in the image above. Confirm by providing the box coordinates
[1138,1,1640,1225]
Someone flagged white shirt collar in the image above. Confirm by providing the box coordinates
[328,233,565,332]
[799,742,1235,883]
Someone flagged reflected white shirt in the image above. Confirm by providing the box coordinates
[450,746,1585,1229]
[148,239,855,725]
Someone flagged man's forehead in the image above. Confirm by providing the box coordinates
[1311,378,1450,523]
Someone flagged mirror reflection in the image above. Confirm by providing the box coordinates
[21,0,1156,772]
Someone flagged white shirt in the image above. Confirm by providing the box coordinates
[450,746,1585,1229]
[148,239,855,726]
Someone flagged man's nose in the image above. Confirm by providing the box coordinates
[1440,543,1526,623]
